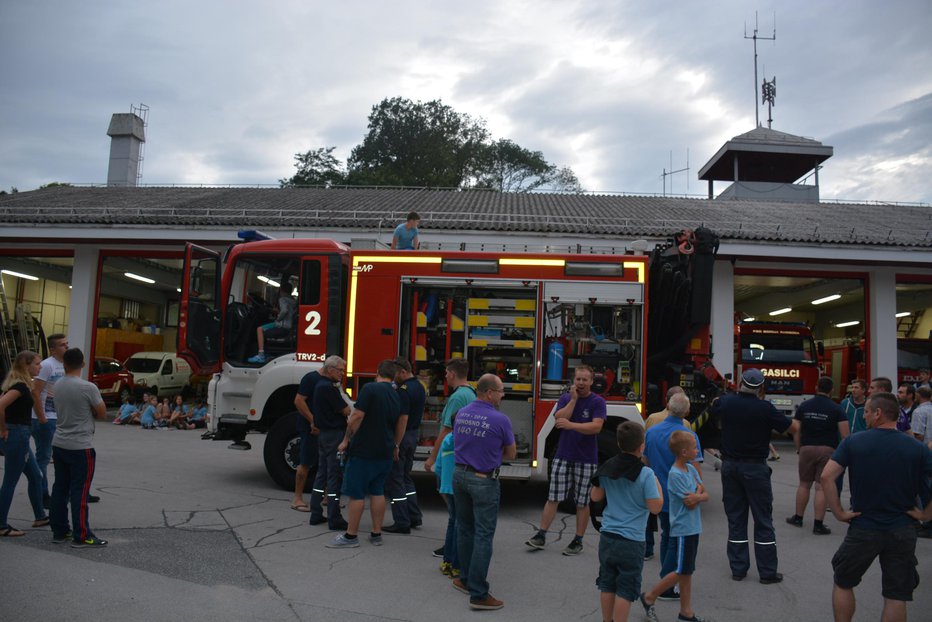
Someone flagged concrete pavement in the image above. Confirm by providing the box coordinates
[1,422,929,621]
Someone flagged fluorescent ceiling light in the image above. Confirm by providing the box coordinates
[744,317,756,322]
[769,307,792,316]
[257,275,280,288]
[125,272,155,284]
[812,294,841,305]
[836,320,860,328]
[895,311,911,318]
[1,269,39,281]
[176,288,182,293]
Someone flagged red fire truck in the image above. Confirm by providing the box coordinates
[735,321,822,415]
[178,240,649,489]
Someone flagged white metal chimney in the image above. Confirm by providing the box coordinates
[106,112,146,187]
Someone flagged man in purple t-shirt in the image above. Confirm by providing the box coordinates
[452,373,516,611]
[526,365,606,556]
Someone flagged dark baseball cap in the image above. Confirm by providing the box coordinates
[741,368,766,388]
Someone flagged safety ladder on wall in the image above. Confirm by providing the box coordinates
[0,276,19,374]
[16,303,41,354]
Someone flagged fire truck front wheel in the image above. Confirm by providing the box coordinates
[263,412,318,492]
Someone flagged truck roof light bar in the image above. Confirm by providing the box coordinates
[564,262,625,277]
[441,259,499,274]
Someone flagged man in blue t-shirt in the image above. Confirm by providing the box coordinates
[643,392,703,592]
[822,391,932,622]
[526,365,605,555]
[391,211,420,250]
[327,360,402,549]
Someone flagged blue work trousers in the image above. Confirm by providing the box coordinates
[454,467,501,602]
[385,430,423,528]
[721,460,778,578]
[309,429,345,527]
[0,425,45,527]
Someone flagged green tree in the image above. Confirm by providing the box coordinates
[280,147,346,187]
[346,97,489,188]
[473,139,584,193]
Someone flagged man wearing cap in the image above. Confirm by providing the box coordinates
[710,368,799,584]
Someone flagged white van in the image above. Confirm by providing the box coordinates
[124,351,193,398]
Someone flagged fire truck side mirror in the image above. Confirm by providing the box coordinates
[817,341,825,357]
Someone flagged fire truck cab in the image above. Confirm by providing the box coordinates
[735,321,822,415]
[179,240,649,490]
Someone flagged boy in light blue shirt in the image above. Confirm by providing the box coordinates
[114,396,139,425]
[590,421,662,622]
[435,431,459,577]
[140,395,159,429]
[639,431,710,622]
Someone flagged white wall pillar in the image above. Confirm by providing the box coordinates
[867,267,898,382]
[70,247,99,379]
[710,259,735,379]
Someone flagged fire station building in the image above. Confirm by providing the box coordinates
[0,117,930,394]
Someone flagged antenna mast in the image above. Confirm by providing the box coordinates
[744,12,775,127]
[661,149,690,196]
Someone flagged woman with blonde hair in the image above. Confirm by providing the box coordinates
[0,350,49,537]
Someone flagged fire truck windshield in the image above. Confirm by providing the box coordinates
[741,333,817,364]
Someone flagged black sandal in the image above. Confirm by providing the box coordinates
[32,517,50,528]
[0,526,26,537]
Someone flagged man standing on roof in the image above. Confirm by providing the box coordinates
[391,211,420,250]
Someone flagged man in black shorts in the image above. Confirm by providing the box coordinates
[821,391,932,622]
[327,360,402,548]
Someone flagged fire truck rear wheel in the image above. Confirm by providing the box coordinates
[263,411,318,492]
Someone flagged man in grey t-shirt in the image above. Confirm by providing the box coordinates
[50,348,107,548]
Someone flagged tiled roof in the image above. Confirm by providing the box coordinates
[0,186,929,248]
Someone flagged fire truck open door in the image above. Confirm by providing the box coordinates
[178,243,221,375]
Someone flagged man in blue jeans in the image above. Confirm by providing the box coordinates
[31,333,67,506]
[451,374,516,611]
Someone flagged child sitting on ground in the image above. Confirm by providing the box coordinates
[169,394,194,430]
[114,395,140,425]
[590,421,663,622]
[140,395,159,429]
[189,400,208,428]
[639,430,710,622]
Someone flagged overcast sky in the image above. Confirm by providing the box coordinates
[1,1,930,203]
